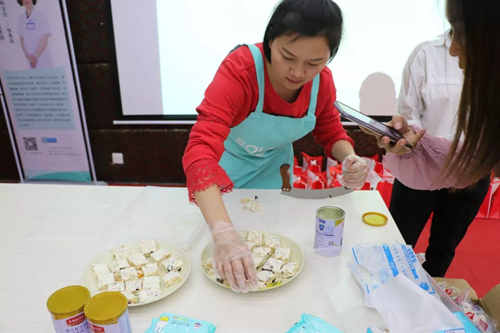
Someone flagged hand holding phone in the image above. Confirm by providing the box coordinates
[334,101,416,151]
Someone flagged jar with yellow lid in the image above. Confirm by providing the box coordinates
[84,291,132,333]
[46,285,91,333]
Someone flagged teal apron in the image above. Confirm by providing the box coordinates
[219,44,320,189]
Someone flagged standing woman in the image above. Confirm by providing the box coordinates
[17,0,53,69]
[388,31,490,277]
[362,0,500,272]
[183,0,369,293]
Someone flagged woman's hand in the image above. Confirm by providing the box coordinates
[210,221,258,293]
[360,115,426,155]
[340,155,369,189]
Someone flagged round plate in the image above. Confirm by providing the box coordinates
[83,241,190,307]
[200,231,304,291]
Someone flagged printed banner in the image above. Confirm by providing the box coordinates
[0,0,94,182]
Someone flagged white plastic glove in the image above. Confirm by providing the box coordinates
[210,221,258,293]
[340,154,369,189]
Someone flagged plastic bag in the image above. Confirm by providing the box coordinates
[145,313,216,333]
[349,243,436,307]
[286,313,343,333]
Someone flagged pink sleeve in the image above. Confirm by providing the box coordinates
[383,128,470,190]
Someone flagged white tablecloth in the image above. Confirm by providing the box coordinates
[0,184,405,332]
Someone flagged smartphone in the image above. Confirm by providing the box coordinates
[334,101,413,150]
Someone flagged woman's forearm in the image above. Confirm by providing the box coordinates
[331,139,356,162]
[384,131,471,190]
[194,184,232,232]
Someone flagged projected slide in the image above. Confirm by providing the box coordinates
[111,0,448,118]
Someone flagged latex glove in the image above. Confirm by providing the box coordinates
[340,154,369,189]
[359,115,426,155]
[210,221,258,293]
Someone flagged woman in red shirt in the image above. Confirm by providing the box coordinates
[183,0,368,293]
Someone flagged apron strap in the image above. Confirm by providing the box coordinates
[245,44,265,114]
[307,74,320,116]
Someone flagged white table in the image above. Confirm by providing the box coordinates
[0,184,405,332]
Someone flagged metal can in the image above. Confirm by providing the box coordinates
[314,206,345,256]
[46,285,91,333]
[84,291,132,333]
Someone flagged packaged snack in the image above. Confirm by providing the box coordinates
[436,281,498,333]
[302,152,323,173]
[286,313,343,333]
[145,313,216,333]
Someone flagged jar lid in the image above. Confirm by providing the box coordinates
[84,292,128,325]
[362,212,388,227]
[47,285,90,318]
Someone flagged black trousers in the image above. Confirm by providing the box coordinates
[389,176,490,277]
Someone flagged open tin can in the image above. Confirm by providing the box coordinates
[314,206,345,256]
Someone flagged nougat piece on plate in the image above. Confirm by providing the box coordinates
[202,258,214,271]
[142,263,160,277]
[97,272,115,290]
[151,247,171,262]
[261,258,285,273]
[160,255,184,272]
[139,239,157,257]
[252,246,272,259]
[138,287,162,303]
[264,235,281,249]
[257,270,276,287]
[274,247,291,263]
[162,271,182,287]
[246,241,257,251]
[123,292,139,305]
[112,246,131,260]
[125,279,142,293]
[109,259,130,273]
[127,253,148,269]
[142,276,161,290]
[120,267,139,282]
[280,262,300,278]
[107,282,125,292]
[92,263,110,279]
[251,254,265,269]
[246,230,264,245]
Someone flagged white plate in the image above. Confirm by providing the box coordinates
[83,241,191,307]
[200,231,304,291]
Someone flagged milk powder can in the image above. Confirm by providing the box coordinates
[46,285,91,333]
[314,206,345,256]
[84,291,132,333]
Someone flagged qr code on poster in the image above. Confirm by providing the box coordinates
[23,137,38,151]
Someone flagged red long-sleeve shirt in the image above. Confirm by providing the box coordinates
[183,43,353,203]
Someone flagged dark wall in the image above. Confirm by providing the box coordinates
[0,0,380,184]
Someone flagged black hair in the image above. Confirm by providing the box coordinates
[441,0,500,183]
[263,0,343,63]
[17,0,37,5]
